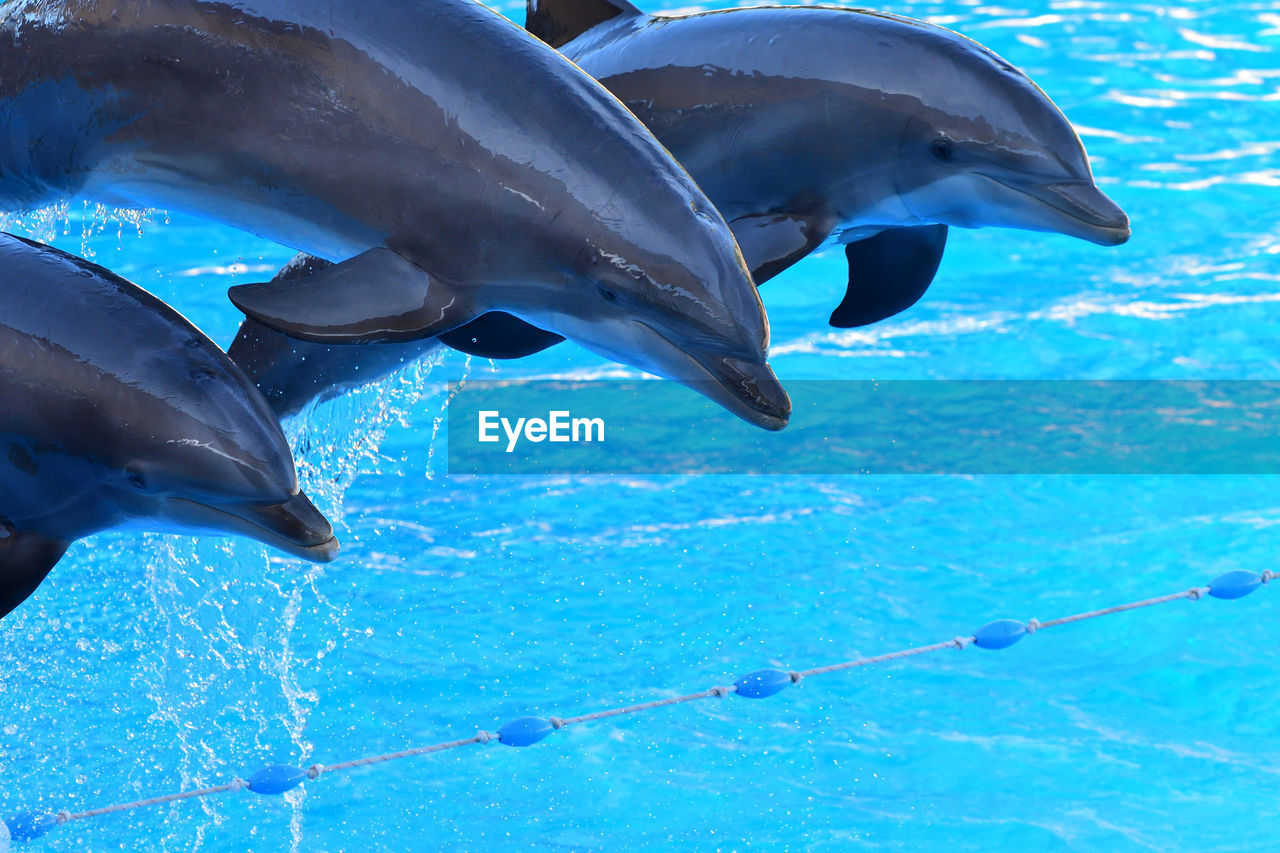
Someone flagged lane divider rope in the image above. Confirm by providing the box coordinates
[4,568,1272,844]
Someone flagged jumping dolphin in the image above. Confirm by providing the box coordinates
[230,0,1130,413]
[436,0,1131,355]
[0,0,789,430]
[0,233,337,620]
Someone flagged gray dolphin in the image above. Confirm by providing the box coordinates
[437,0,1129,354]
[0,0,789,429]
[0,233,337,620]
[231,0,1130,412]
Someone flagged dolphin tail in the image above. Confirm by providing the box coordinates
[829,225,948,328]
[526,0,644,47]
[0,530,70,619]
[228,317,441,419]
[228,248,475,345]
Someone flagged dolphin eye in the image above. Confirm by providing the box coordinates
[930,138,955,162]
[597,284,618,303]
[126,470,149,492]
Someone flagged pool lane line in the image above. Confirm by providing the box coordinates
[3,568,1272,844]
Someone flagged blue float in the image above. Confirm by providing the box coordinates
[733,668,794,699]
[1208,570,1264,600]
[498,717,554,747]
[3,812,55,842]
[973,619,1028,650]
[247,765,308,796]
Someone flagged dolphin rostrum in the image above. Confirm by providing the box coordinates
[0,233,337,620]
[0,0,789,430]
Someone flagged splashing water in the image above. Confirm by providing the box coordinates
[0,202,70,245]
[128,351,458,852]
[0,202,159,257]
[285,347,455,517]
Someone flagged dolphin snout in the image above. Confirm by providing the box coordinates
[1040,181,1131,246]
[684,348,792,431]
[619,320,791,430]
[231,490,339,563]
[174,490,339,563]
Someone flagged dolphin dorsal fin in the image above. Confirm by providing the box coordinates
[526,0,643,47]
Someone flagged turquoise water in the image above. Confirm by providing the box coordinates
[3,1,1280,850]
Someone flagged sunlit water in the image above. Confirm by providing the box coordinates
[2,1,1279,851]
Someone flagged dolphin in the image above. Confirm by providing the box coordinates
[230,0,1130,412]
[435,0,1130,355]
[0,0,789,430]
[0,233,337,620]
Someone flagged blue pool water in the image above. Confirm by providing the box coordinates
[3,1,1280,850]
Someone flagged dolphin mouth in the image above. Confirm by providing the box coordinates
[687,351,792,431]
[169,491,339,563]
[992,175,1131,246]
[638,322,791,431]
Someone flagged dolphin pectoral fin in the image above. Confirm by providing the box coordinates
[526,0,644,47]
[437,312,566,359]
[229,252,443,417]
[0,529,70,619]
[228,248,473,345]
[729,213,833,286]
[829,225,949,328]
